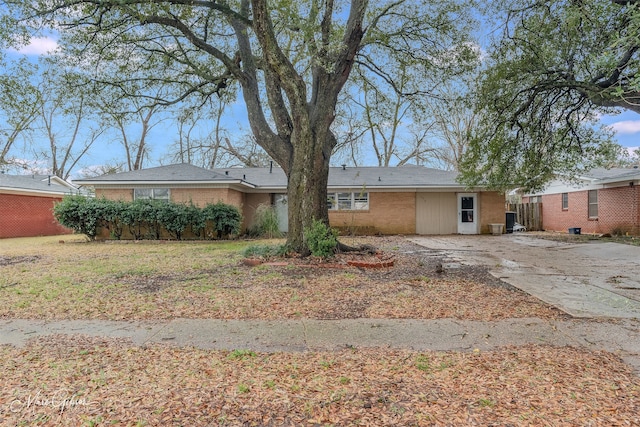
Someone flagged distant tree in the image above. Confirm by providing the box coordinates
[0,59,40,169]
[5,0,475,252]
[343,65,437,167]
[220,134,273,168]
[35,61,103,179]
[419,79,480,171]
[94,81,168,172]
[459,0,638,192]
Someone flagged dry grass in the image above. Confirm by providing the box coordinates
[1,235,638,426]
[0,235,562,321]
[1,335,638,426]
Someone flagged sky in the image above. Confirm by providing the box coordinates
[3,34,640,179]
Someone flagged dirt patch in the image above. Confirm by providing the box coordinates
[336,237,516,290]
[110,273,189,293]
[0,255,41,267]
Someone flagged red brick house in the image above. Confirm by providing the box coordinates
[523,168,640,235]
[74,163,506,236]
[0,174,76,238]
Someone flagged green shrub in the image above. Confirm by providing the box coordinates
[157,202,191,240]
[120,200,157,240]
[187,203,207,238]
[248,203,282,238]
[53,195,101,240]
[242,244,289,259]
[203,202,242,239]
[54,196,242,241]
[304,219,338,258]
[98,198,125,240]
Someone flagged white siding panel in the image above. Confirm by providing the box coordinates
[416,193,457,234]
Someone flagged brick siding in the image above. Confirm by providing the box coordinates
[95,187,506,236]
[171,187,244,208]
[479,191,507,234]
[95,188,133,201]
[243,193,272,230]
[0,194,72,238]
[541,186,640,235]
[329,192,416,235]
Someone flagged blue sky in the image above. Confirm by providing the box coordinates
[4,35,640,177]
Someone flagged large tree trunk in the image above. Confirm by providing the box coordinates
[286,131,331,252]
[234,0,364,253]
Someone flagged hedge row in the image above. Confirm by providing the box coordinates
[53,196,242,241]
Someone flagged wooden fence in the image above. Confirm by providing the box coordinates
[507,203,543,231]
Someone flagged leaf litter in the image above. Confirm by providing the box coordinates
[0,235,638,425]
[0,335,638,426]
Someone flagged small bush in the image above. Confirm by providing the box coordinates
[53,196,242,241]
[157,202,191,240]
[248,203,282,238]
[203,202,242,239]
[98,199,126,239]
[243,244,289,259]
[304,219,338,258]
[53,195,100,240]
[187,203,207,238]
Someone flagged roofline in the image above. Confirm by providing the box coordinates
[0,187,75,197]
[249,184,478,191]
[74,179,257,189]
[596,176,640,186]
[74,182,478,191]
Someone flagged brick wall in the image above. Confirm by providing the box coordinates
[171,187,243,208]
[479,191,506,234]
[95,188,133,201]
[0,194,72,238]
[542,186,640,235]
[243,193,272,230]
[329,192,415,235]
[598,186,640,235]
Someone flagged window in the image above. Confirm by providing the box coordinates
[328,192,369,210]
[588,190,598,218]
[461,196,474,222]
[134,188,170,201]
[561,193,568,210]
[337,192,352,210]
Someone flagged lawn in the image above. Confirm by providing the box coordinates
[1,235,638,426]
[0,235,560,321]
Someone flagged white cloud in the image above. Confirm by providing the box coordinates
[10,37,58,55]
[609,120,640,135]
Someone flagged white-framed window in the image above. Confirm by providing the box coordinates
[134,188,170,201]
[328,192,369,211]
[588,190,598,218]
[561,193,568,210]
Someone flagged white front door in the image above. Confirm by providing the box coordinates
[457,193,478,234]
[274,194,288,233]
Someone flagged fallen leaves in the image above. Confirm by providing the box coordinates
[0,237,565,321]
[1,335,638,426]
[0,235,636,425]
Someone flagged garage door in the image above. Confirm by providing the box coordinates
[416,192,457,234]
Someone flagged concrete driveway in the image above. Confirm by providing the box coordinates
[409,234,640,319]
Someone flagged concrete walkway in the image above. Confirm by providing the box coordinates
[409,234,640,319]
[1,317,640,372]
[1,234,640,374]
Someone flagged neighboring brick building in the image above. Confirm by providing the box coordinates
[75,163,506,236]
[523,168,640,235]
[0,174,76,238]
